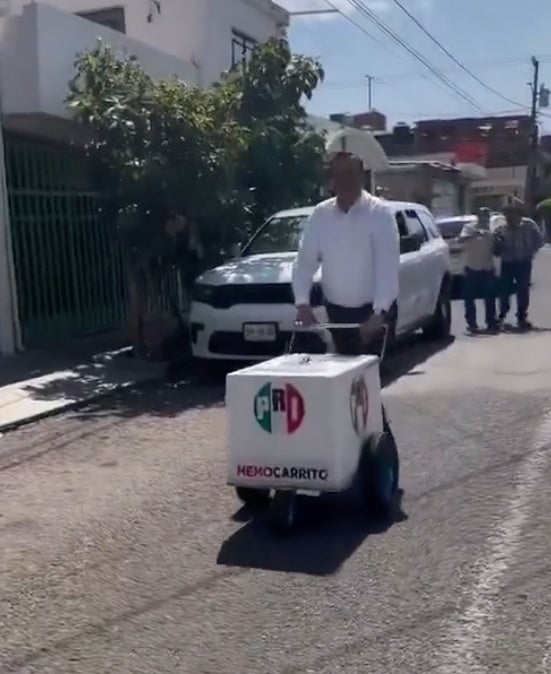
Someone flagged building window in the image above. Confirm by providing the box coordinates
[77,7,126,34]
[231,30,257,68]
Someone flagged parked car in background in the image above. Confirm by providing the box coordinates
[189,201,451,362]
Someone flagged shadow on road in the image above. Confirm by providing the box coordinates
[215,335,449,575]
[68,332,454,423]
[0,333,127,389]
[217,495,406,576]
[71,376,226,422]
[380,334,454,387]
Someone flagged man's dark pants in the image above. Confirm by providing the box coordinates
[463,267,496,329]
[325,301,397,434]
[499,259,532,322]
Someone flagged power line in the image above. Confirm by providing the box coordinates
[377,58,540,83]
[337,0,487,113]
[319,0,476,102]
[322,58,544,89]
[388,0,526,109]
[313,1,388,50]
[341,0,487,112]
[312,1,551,125]
[318,0,550,114]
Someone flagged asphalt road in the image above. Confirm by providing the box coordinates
[1,249,551,674]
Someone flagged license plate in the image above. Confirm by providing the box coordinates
[243,322,277,342]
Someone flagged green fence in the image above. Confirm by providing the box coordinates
[5,133,128,348]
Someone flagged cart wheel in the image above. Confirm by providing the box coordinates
[359,431,400,517]
[235,487,271,508]
[269,491,298,532]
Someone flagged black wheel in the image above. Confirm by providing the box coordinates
[235,487,271,507]
[423,279,452,340]
[358,431,400,517]
[269,491,298,532]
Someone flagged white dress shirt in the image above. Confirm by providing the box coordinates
[292,191,400,313]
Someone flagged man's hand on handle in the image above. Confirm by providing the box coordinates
[295,304,317,327]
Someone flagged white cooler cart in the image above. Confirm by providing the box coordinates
[225,324,400,530]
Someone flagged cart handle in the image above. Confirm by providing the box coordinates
[293,322,361,330]
[287,321,389,362]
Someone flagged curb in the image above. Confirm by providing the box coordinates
[0,370,167,435]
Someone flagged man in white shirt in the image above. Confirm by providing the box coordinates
[292,151,400,356]
[456,207,498,333]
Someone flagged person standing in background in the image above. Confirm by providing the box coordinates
[493,198,543,330]
[456,207,498,334]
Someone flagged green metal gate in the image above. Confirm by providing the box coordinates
[5,133,128,348]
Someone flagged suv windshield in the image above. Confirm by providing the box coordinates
[243,214,310,256]
[436,217,475,239]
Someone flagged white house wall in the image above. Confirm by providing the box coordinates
[0,2,200,119]
[6,0,288,86]
[6,0,208,72]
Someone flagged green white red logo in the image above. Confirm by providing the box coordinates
[254,382,305,434]
[350,374,369,435]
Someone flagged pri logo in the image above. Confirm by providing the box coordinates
[254,383,305,434]
[350,374,369,435]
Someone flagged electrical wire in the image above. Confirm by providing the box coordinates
[334,0,488,113]
[318,0,455,93]
[318,0,548,116]
[312,1,551,127]
[322,57,543,89]
[313,2,400,53]
[388,0,527,109]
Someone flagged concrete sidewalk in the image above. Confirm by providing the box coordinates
[0,345,168,432]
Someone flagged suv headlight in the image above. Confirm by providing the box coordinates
[192,283,216,305]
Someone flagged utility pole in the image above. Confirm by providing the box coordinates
[525,56,540,212]
[366,74,374,111]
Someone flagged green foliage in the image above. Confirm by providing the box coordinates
[67,40,248,277]
[66,37,327,353]
[67,37,326,270]
[222,37,326,232]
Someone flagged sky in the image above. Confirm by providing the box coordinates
[277,0,551,132]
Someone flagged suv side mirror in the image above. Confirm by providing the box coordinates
[400,234,421,254]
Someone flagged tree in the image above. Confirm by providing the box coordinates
[66,38,327,356]
[222,37,327,235]
[67,41,246,355]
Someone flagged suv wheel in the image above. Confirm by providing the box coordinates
[423,280,452,340]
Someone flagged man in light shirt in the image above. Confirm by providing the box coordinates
[292,151,400,356]
[493,198,543,330]
[456,207,498,334]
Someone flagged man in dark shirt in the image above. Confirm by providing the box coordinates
[493,199,543,330]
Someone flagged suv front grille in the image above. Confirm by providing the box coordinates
[208,331,327,357]
[207,283,323,309]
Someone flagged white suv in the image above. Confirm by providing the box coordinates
[190,200,451,361]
